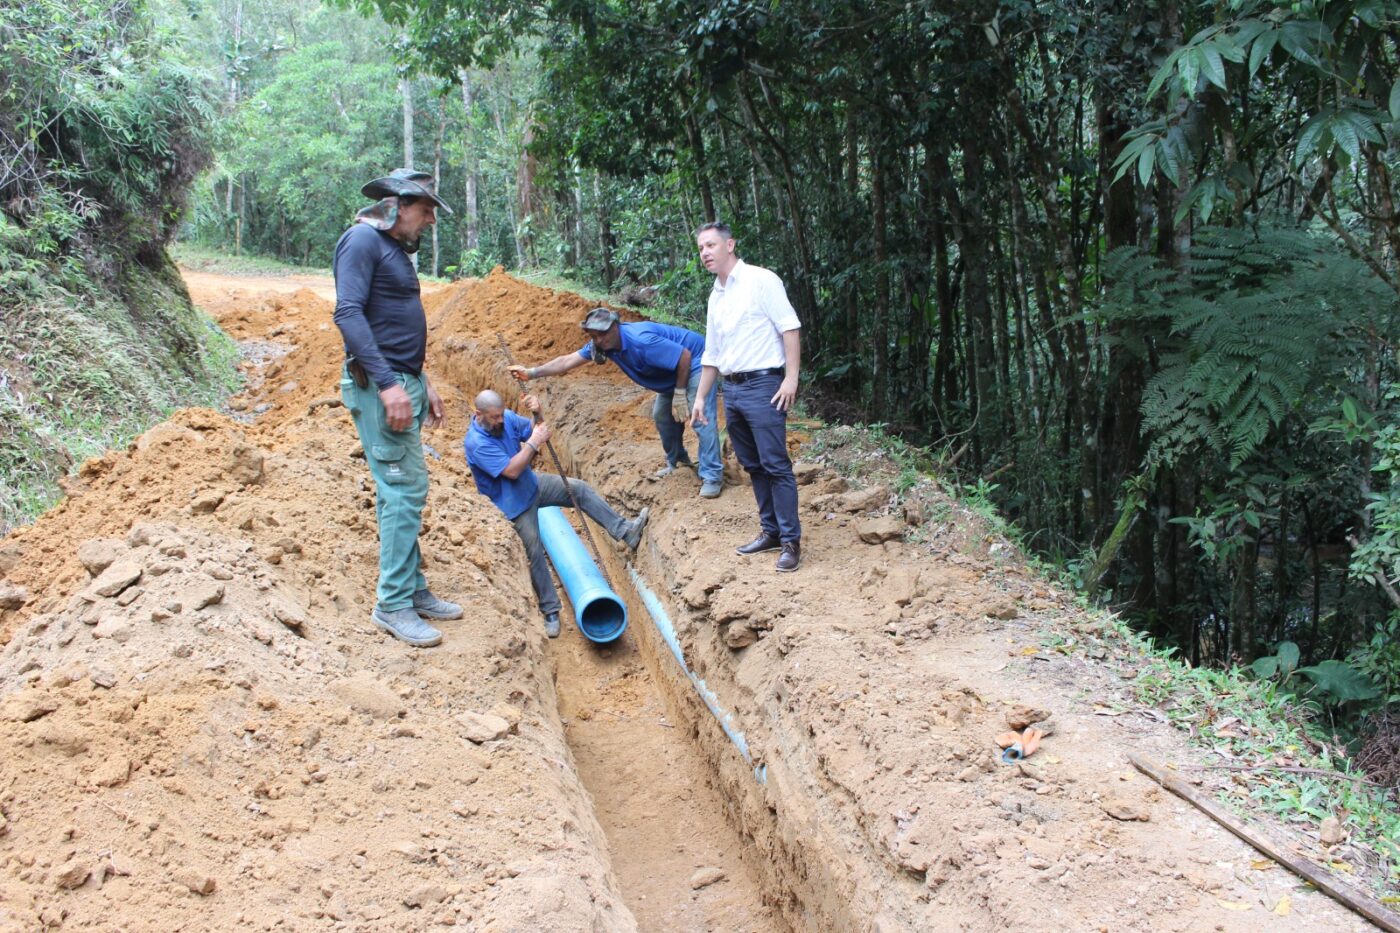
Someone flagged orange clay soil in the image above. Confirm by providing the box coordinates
[0,266,1379,932]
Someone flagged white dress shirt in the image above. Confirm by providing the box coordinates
[700,259,801,375]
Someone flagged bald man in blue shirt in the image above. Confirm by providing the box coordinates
[464,390,649,638]
[509,308,723,499]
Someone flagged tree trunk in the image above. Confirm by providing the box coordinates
[400,76,417,269]
[871,145,890,410]
[685,114,716,222]
[459,70,480,256]
[401,77,414,169]
[431,98,445,277]
[594,174,614,288]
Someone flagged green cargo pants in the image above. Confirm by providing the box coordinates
[340,366,429,612]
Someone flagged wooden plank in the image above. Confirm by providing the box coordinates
[1129,753,1399,932]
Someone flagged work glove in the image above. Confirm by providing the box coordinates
[672,393,691,425]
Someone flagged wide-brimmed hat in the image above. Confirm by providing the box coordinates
[360,168,453,215]
[581,308,620,332]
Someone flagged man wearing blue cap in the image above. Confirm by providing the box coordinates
[508,309,723,499]
[333,168,463,648]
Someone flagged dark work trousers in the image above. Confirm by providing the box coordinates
[723,371,801,543]
[511,473,629,615]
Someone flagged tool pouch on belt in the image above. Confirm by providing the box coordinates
[347,358,369,389]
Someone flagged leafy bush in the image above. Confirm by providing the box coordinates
[0,0,234,531]
[0,0,216,256]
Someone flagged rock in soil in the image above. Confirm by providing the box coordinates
[173,870,216,896]
[88,561,143,598]
[689,867,726,890]
[1006,706,1052,731]
[856,516,904,544]
[76,539,127,577]
[457,711,512,744]
[53,860,91,890]
[1100,797,1151,822]
[0,582,27,610]
[1,691,59,722]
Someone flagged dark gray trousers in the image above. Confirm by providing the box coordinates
[511,473,627,615]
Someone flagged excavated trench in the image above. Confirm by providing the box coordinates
[440,337,830,931]
[436,322,879,930]
[548,548,783,932]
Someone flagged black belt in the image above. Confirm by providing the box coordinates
[723,367,784,384]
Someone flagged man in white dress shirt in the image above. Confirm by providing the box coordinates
[690,221,803,572]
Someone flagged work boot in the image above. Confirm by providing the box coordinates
[775,541,801,572]
[412,588,463,620]
[372,607,443,647]
[544,611,561,639]
[699,480,722,499]
[735,531,780,555]
[654,458,694,478]
[622,507,650,550]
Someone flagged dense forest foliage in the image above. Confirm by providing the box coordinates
[0,0,238,529]
[20,0,1399,742]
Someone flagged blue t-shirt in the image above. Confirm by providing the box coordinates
[577,322,705,393]
[463,410,539,520]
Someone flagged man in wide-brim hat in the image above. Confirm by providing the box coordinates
[332,168,463,647]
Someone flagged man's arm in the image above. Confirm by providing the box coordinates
[674,348,693,389]
[421,372,444,429]
[331,229,395,390]
[758,271,802,412]
[332,229,415,430]
[771,329,801,411]
[501,402,551,479]
[509,352,589,382]
[669,347,693,423]
[691,365,719,426]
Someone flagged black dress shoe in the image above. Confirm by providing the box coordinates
[735,531,781,555]
[775,541,801,572]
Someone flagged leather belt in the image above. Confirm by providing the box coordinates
[723,366,784,384]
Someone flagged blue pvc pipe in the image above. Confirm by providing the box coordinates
[630,566,766,784]
[538,506,628,642]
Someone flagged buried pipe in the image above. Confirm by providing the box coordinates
[629,567,767,785]
[538,506,628,642]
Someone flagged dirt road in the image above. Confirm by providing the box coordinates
[0,267,1378,931]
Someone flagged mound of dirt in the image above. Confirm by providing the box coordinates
[0,279,632,931]
[427,267,642,368]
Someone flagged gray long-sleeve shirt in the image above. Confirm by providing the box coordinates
[331,223,426,389]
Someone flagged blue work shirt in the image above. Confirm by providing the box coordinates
[464,410,539,520]
[577,322,705,393]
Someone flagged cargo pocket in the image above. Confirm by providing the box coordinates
[339,378,361,417]
[371,444,410,484]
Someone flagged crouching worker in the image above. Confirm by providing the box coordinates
[464,390,649,638]
[508,308,723,498]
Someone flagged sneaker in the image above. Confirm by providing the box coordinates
[622,507,650,550]
[544,611,561,639]
[736,531,781,555]
[412,588,463,620]
[699,480,722,499]
[372,607,443,647]
[776,541,801,572]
